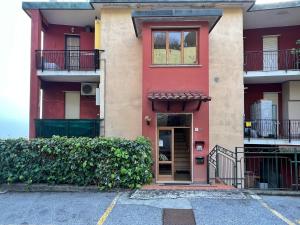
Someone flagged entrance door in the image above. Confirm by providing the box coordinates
[65,92,80,119]
[157,128,174,181]
[65,35,80,70]
[263,36,278,71]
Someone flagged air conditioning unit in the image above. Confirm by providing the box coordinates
[81,83,97,96]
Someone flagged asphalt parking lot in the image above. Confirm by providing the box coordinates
[0,190,300,225]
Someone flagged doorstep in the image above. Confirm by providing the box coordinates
[142,183,236,191]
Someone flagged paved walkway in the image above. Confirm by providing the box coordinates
[0,190,300,225]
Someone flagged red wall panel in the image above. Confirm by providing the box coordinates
[142,21,209,182]
[44,24,94,50]
[244,25,300,52]
[42,82,99,119]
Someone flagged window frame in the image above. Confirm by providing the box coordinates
[151,29,199,66]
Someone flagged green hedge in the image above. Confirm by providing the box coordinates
[0,136,153,189]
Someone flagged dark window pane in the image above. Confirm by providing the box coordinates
[157,114,192,127]
[159,130,172,161]
[159,164,172,175]
[153,32,166,64]
[168,32,181,64]
[184,31,197,64]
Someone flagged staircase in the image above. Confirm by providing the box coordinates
[174,131,190,174]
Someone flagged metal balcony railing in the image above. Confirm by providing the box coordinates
[244,119,300,142]
[244,49,300,72]
[35,119,102,138]
[35,50,103,72]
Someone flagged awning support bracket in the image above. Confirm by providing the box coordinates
[196,100,202,111]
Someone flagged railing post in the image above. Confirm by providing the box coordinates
[285,49,288,71]
[41,53,44,72]
[216,147,219,179]
[275,153,279,188]
[275,120,278,139]
[94,49,99,72]
[288,120,291,143]
[68,50,70,72]
[66,120,69,137]
[294,149,299,190]
[235,147,238,188]
[207,154,210,184]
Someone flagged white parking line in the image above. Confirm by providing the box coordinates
[259,200,296,225]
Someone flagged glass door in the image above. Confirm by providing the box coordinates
[65,35,80,70]
[157,128,174,181]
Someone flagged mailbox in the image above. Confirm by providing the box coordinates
[196,156,205,164]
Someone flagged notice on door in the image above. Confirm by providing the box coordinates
[159,140,164,147]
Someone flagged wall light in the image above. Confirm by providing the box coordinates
[144,115,151,126]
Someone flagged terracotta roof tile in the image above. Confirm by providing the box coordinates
[147,91,211,101]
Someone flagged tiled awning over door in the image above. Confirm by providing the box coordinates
[147,91,211,111]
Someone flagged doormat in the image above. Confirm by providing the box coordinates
[163,209,196,225]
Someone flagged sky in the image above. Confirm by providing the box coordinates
[0,0,296,138]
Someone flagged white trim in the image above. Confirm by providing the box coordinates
[37,70,100,76]
[262,34,281,38]
[244,70,300,84]
[244,70,300,77]
[151,25,201,29]
[244,138,300,146]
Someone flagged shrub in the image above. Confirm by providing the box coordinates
[0,136,153,189]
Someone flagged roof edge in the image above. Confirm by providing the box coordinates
[22,2,94,11]
[91,0,254,3]
[132,9,223,37]
[248,1,300,12]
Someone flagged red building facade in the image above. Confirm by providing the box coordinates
[141,21,210,182]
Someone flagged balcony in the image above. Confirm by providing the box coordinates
[35,119,102,138]
[244,119,300,145]
[244,49,300,84]
[35,50,103,82]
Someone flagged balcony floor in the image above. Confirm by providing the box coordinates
[37,69,100,82]
[244,138,300,146]
[244,70,300,84]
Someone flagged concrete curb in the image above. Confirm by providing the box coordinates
[0,183,101,193]
[243,189,300,197]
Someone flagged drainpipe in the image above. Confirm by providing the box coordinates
[95,17,105,136]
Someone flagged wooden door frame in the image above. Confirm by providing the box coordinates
[157,127,174,181]
[155,113,193,183]
[64,34,80,70]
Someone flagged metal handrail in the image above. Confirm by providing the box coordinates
[244,119,300,142]
[244,49,300,72]
[35,49,104,72]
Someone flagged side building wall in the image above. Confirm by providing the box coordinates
[100,8,142,139]
[209,8,244,151]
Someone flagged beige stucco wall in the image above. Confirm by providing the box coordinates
[282,81,300,120]
[209,8,244,151]
[282,82,289,120]
[100,8,142,139]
